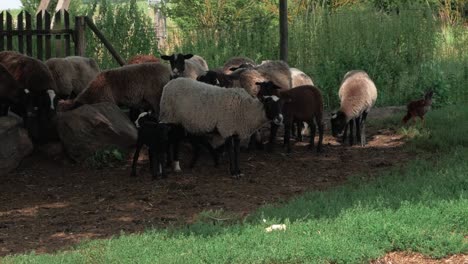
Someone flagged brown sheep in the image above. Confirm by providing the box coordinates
[57,63,172,117]
[0,51,57,104]
[127,54,160,65]
[257,81,324,153]
[331,70,378,146]
[46,56,100,99]
[0,63,21,115]
[222,56,256,74]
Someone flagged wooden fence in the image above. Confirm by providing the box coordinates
[0,10,125,65]
[0,10,73,60]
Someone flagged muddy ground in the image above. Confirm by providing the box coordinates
[0,107,413,257]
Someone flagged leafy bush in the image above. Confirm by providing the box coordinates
[85,147,126,169]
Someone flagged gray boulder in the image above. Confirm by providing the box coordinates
[56,102,137,162]
[0,116,33,176]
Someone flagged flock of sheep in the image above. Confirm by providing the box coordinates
[0,50,377,179]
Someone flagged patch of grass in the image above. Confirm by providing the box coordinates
[84,147,126,169]
[3,105,468,263]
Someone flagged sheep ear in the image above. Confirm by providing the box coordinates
[161,55,172,60]
[229,66,239,71]
[184,54,194,59]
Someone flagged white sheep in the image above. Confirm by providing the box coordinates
[331,70,377,146]
[290,67,314,88]
[159,77,284,177]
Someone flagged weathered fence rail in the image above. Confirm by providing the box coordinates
[0,10,125,65]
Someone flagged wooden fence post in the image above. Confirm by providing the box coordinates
[74,16,86,56]
[84,17,126,66]
[279,0,288,63]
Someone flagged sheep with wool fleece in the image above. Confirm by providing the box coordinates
[159,77,283,177]
[331,70,377,146]
[160,78,282,142]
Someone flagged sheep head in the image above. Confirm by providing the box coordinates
[197,70,233,88]
[256,81,281,98]
[161,53,193,78]
[330,111,347,137]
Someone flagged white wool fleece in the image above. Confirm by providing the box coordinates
[338,71,378,120]
[159,78,270,142]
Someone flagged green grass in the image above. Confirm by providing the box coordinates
[3,105,468,263]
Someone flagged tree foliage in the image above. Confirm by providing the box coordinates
[161,0,278,30]
[83,0,158,68]
[20,0,82,15]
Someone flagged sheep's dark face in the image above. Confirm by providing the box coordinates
[261,95,283,125]
[18,89,55,142]
[330,111,347,137]
[197,71,220,86]
[229,63,254,72]
[256,81,281,98]
[257,81,283,124]
[161,53,193,78]
[197,71,233,87]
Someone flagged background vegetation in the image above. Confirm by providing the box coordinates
[4,0,468,108]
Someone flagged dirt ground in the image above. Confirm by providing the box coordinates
[0,107,414,257]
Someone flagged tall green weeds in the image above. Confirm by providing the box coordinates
[170,7,468,109]
[82,0,158,69]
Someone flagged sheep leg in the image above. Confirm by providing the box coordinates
[317,120,324,153]
[291,119,297,138]
[341,123,349,144]
[225,136,236,176]
[349,119,354,146]
[296,121,304,142]
[267,123,279,152]
[360,112,368,146]
[148,147,154,173]
[157,151,167,179]
[172,140,182,173]
[307,120,316,151]
[284,120,292,153]
[130,143,143,177]
[202,139,220,168]
[355,116,361,144]
[0,102,9,116]
[150,149,159,180]
[233,135,242,177]
[189,138,201,169]
[165,144,172,168]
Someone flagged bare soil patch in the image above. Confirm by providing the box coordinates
[0,108,411,256]
[372,252,468,264]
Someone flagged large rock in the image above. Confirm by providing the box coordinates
[0,116,34,176]
[57,102,137,162]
